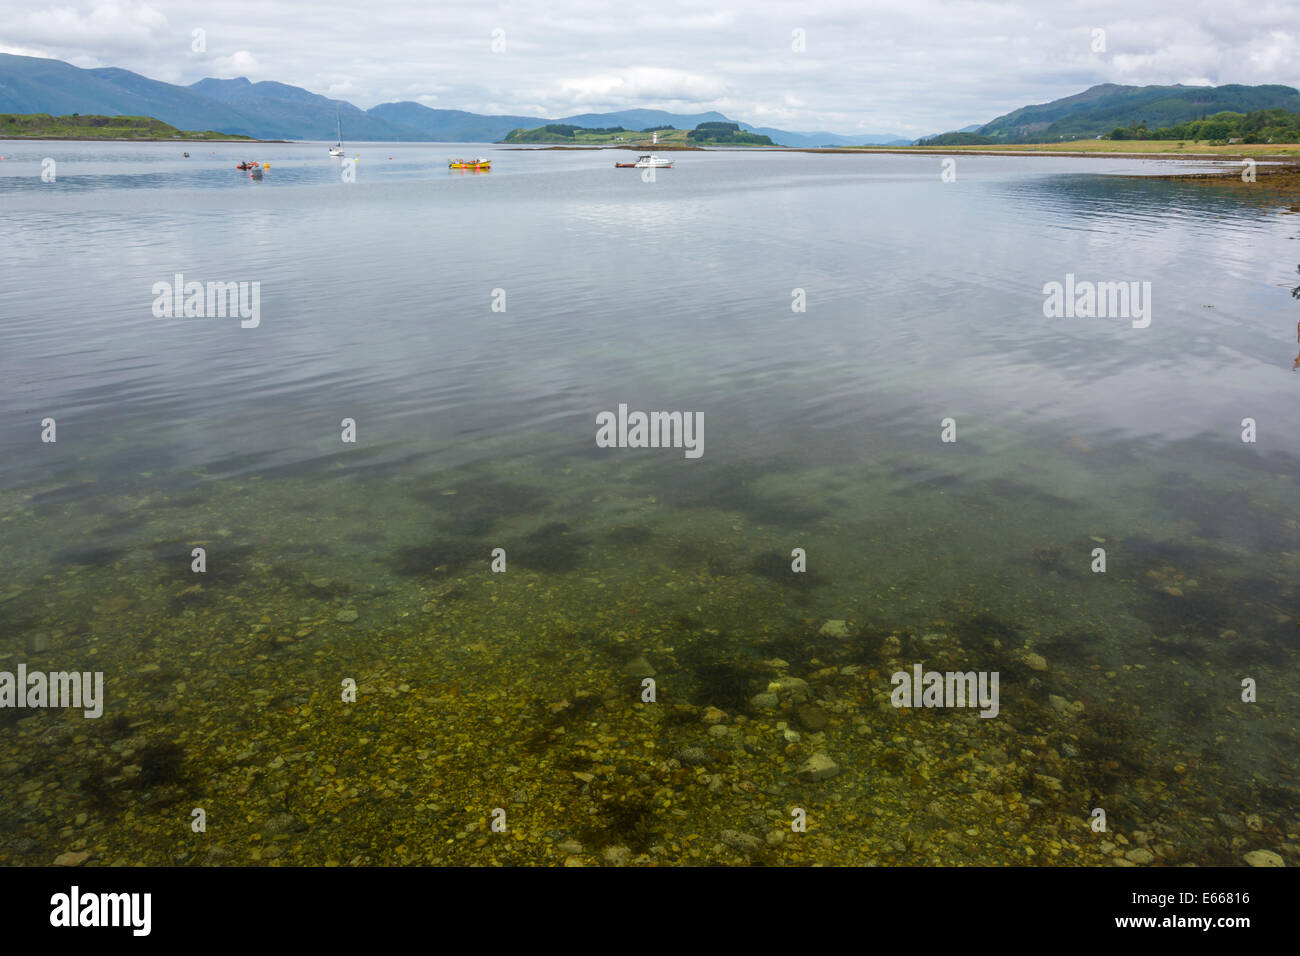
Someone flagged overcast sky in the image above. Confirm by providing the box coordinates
[3,1,1298,135]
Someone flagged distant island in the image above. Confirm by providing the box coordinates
[0,113,256,141]
[500,121,775,146]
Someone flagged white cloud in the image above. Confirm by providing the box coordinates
[14,1,168,53]
[555,68,727,107]
[3,0,1298,134]
[0,44,57,58]
[210,50,259,78]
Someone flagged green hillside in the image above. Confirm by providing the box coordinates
[916,131,995,147]
[0,113,254,140]
[501,124,699,145]
[1104,108,1300,143]
[684,122,774,145]
[977,83,1300,143]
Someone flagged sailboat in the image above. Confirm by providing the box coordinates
[329,109,345,157]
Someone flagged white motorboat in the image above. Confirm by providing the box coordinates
[633,154,673,168]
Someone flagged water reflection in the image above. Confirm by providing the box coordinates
[1292,265,1300,370]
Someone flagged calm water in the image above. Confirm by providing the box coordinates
[1,141,1297,866]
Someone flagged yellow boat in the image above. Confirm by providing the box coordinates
[449,157,491,170]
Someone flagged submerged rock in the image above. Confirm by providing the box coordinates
[819,619,850,638]
[799,753,840,781]
[602,845,633,867]
[796,703,829,732]
[768,676,811,702]
[621,656,656,677]
[1244,849,1285,867]
[675,746,710,767]
[720,830,765,855]
[1022,651,1048,672]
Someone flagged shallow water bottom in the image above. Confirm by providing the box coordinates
[2,416,1297,867]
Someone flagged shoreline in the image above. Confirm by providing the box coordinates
[0,135,283,143]
[4,136,1298,172]
[775,145,1300,161]
[500,144,706,151]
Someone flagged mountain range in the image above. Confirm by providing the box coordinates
[4,54,1297,147]
[0,53,911,146]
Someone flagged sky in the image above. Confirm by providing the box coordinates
[2,0,1298,135]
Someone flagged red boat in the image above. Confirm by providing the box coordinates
[614,162,636,168]
[237,162,258,170]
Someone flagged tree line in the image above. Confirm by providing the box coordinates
[1107,109,1300,143]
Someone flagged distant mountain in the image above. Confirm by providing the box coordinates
[0,54,257,134]
[0,53,912,146]
[560,108,733,130]
[737,125,910,147]
[911,123,983,143]
[976,83,1300,142]
[367,103,543,142]
[189,77,411,140]
[8,55,1300,148]
[371,104,745,143]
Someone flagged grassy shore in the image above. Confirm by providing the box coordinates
[0,113,256,141]
[823,139,1300,159]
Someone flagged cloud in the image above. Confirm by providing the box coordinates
[11,1,168,54]
[4,0,1299,134]
[209,49,259,78]
[554,68,727,108]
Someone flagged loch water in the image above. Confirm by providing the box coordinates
[1,141,1297,865]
